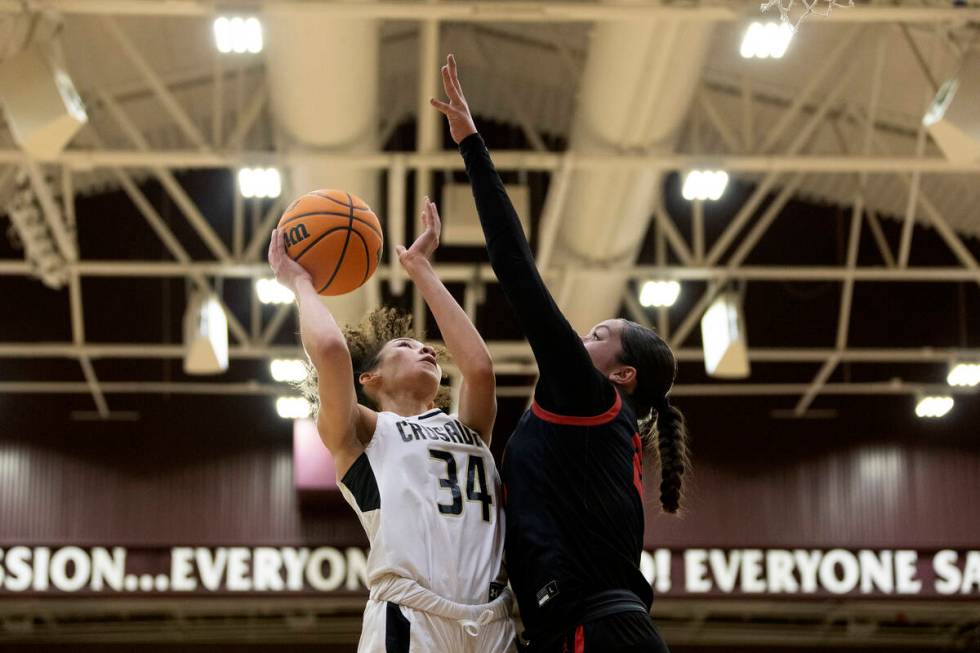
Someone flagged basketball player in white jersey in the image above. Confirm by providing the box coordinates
[268,198,515,653]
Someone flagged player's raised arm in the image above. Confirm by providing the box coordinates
[431,54,614,417]
[397,198,497,443]
[268,228,366,477]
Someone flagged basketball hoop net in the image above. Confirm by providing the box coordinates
[760,0,854,31]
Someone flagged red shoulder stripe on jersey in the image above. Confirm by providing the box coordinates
[574,624,585,653]
[530,392,622,426]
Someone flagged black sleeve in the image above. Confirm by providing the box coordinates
[459,133,617,417]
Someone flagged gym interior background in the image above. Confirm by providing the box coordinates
[1,0,979,650]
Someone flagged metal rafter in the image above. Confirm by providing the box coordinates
[622,289,653,330]
[85,129,252,346]
[260,305,294,346]
[698,89,741,153]
[536,155,574,270]
[759,26,863,154]
[0,6,976,409]
[828,111,897,270]
[6,149,980,174]
[654,214,670,338]
[847,107,980,288]
[740,74,754,152]
[669,173,806,349]
[226,82,269,151]
[794,28,888,415]
[653,203,693,266]
[101,16,209,150]
[211,47,224,148]
[703,56,859,270]
[0,379,973,400]
[243,198,285,262]
[96,91,234,263]
[469,30,548,152]
[387,156,407,295]
[412,18,441,338]
[3,260,979,282]
[2,340,978,401]
[2,1,979,22]
[23,159,77,263]
[70,266,110,418]
[865,208,897,268]
[897,24,942,268]
[2,342,977,364]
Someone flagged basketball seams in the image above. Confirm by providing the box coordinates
[309,190,369,212]
[308,191,352,209]
[280,209,383,239]
[317,193,357,294]
[351,229,371,288]
[319,230,354,294]
[292,226,350,263]
[280,189,383,296]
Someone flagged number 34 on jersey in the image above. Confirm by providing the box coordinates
[392,415,497,524]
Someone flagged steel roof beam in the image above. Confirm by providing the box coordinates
[0,342,976,365]
[0,380,974,399]
[2,1,979,23]
[1,260,979,283]
[9,149,977,173]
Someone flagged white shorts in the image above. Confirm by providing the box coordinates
[357,576,516,653]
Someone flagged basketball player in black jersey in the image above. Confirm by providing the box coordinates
[431,55,691,652]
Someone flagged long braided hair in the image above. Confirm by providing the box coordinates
[618,320,691,514]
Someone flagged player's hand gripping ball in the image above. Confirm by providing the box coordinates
[276,189,383,296]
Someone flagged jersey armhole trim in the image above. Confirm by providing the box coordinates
[530,392,622,426]
[339,452,380,512]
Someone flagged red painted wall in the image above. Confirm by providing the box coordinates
[2,405,979,550]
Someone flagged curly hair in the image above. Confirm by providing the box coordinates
[296,307,452,416]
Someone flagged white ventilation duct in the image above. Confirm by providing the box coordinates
[264,10,380,325]
[552,18,714,332]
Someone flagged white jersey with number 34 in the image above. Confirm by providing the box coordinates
[338,409,506,604]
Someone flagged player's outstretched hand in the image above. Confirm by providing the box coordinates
[430,53,477,145]
[268,228,312,292]
[396,197,441,271]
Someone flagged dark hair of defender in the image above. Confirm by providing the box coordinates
[618,320,691,514]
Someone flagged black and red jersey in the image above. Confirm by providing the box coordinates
[501,391,651,637]
[459,133,653,642]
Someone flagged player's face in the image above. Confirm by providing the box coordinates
[581,319,626,376]
[377,338,443,389]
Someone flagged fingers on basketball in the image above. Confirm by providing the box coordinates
[277,190,383,296]
[269,229,282,267]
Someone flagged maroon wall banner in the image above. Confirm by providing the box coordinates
[1,547,979,597]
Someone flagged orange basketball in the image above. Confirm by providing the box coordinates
[277,189,383,296]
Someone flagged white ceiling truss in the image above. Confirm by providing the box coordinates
[0,1,978,419]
